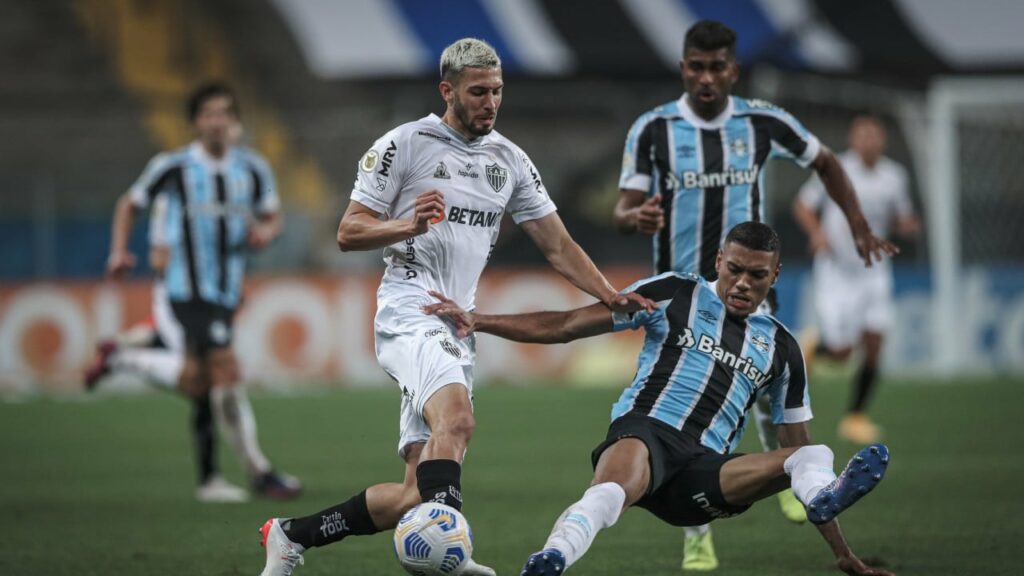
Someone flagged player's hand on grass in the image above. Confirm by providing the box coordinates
[605,291,657,314]
[423,291,475,338]
[106,250,136,278]
[412,189,446,235]
[633,194,664,235]
[837,553,895,576]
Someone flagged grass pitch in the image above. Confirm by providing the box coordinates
[1,375,1021,575]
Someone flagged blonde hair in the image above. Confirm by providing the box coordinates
[439,38,501,83]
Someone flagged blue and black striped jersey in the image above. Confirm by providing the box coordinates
[620,95,820,278]
[130,142,279,309]
[611,273,811,454]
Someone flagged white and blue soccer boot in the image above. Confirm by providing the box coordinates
[521,548,566,576]
[807,444,890,525]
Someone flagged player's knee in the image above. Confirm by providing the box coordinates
[439,410,475,442]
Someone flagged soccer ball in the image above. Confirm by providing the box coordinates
[393,502,473,576]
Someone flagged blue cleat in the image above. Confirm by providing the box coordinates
[806,444,889,525]
[521,549,566,576]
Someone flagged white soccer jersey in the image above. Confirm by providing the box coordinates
[798,151,914,273]
[350,114,557,313]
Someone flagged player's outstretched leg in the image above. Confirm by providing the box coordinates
[804,444,889,525]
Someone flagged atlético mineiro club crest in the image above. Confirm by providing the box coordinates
[486,163,507,193]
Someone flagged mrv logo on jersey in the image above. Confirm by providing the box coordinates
[681,167,758,189]
[677,328,769,386]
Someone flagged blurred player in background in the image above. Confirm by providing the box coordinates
[103,82,301,502]
[612,20,897,571]
[426,222,894,576]
[793,112,921,444]
[257,38,652,576]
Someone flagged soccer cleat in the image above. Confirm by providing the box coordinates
[259,518,305,576]
[462,558,497,576]
[806,444,890,525]
[521,549,566,576]
[681,530,718,571]
[777,488,807,524]
[253,470,303,500]
[195,475,249,503]
[838,413,883,445]
[83,340,117,391]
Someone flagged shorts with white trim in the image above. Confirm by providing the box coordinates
[375,302,476,458]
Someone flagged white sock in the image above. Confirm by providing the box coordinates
[111,348,182,390]
[752,394,779,451]
[543,482,626,569]
[683,524,710,538]
[784,445,837,505]
[211,386,272,477]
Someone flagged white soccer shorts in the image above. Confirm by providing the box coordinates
[374,302,476,458]
[813,261,893,350]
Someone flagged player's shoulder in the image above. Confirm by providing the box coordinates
[234,146,272,172]
[625,271,699,300]
[731,96,799,121]
[630,100,685,129]
[878,155,909,178]
[144,146,190,176]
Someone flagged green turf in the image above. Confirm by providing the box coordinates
[1,376,1021,575]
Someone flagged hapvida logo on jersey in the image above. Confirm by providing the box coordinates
[677,329,769,386]
[681,167,759,189]
[443,206,501,228]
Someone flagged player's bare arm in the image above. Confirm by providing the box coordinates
[107,191,139,277]
[811,147,898,266]
[336,190,445,252]
[613,189,664,235]
[423,291,613,342]
[519,212,655,313]
[792,197,831,255]
[247,211,283,249]
[777,422,894,576]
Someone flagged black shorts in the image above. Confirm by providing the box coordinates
[170,300,235,356]
[591,414,751,527]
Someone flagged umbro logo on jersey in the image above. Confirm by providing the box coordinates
[434,162,451,179]
[679,145,696,158]
[697,309,717,323]
[486,163,508,192]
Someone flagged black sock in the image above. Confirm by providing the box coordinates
[282,490,378,549]
[849,362,879,413]
[416,459,463,511]
[192,392,216,484]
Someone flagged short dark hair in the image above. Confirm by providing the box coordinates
[683,20,737,57]
[186,82,239,122]
[850,109,885,128]
[723,222,780,255]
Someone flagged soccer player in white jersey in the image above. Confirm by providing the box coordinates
[257,38,653,576]
[612,20,898,571]
[424,222,894,576]
[794,112,920,444]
